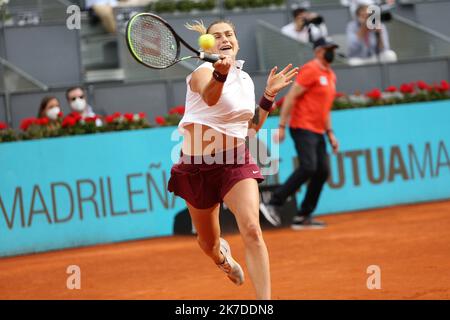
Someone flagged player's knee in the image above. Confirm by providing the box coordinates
[240,222,263,246]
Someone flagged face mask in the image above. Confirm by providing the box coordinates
[324,49,335,64]
[71,98,86,112]
[46,107,60,120]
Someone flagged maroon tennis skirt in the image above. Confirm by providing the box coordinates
[168,144,264,209]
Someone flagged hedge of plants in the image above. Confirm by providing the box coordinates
[0,112,151,143]
[154,80,450,126]
[1,80,448,143]
[146,0,286,14]
[148,0,216,13]
[223,0,285,10]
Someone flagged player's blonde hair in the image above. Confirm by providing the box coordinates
[185,20,207,35]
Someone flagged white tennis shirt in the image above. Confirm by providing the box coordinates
[178,60,256,141]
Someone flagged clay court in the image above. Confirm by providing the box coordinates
[0,200,449,300]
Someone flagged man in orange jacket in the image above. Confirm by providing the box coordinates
[261,37,340,230]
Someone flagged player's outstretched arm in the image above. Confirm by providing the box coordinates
[249,64,298,133]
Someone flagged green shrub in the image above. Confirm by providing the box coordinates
[177,0,194,12]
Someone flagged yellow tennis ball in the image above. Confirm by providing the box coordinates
[198,34,215,50]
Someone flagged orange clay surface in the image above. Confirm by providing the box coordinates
[0,200,449,300]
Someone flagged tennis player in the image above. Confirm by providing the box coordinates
[168,20,297,300]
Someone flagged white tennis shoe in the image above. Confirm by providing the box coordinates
[217,238,244,286]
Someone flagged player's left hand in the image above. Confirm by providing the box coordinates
[265,64,299,97]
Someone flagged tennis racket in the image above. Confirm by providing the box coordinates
[126,12,220,69]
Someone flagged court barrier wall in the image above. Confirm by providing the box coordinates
[1,100,449,257]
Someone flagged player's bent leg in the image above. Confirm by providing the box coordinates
[223,178,271,300]
[186,202,223,264]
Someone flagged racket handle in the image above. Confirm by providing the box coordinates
[200,52,220,64]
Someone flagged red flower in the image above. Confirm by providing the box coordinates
[61,118,70,128]
[138,112,146,119]
[385,85,397,93]
[335,92,345,98]
[400,83,414,94]
[124,113,134,121]
[62,114,81,128]
[0,122,7,130]
[366,88,382,100]
[69,117,77,126]
[155,116,166,126]
[438,80,450,92]
[20,118,37,131]
[37,118,49,126]
[105,115,115,123]
[112,112,122,119]
[62,117,77,128]
[67,112,82,121]
[169,106,185,115]
[417,80,431,91]
[57,111,64,118]
[85,116,97,123]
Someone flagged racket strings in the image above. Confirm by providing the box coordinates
[129,16,178,68]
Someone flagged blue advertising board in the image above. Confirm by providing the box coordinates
[1,101,449,257]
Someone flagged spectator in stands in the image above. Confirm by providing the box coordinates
[37,96,62,130]
[65,86,100,119]
[346,4,397,65]
[86,0,118,33]
[86,0,155,33]
[341,0,396,19]
[281,7,328,44]
[38,96,62,120]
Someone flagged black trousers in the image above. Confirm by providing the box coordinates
[271,128,330,217]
